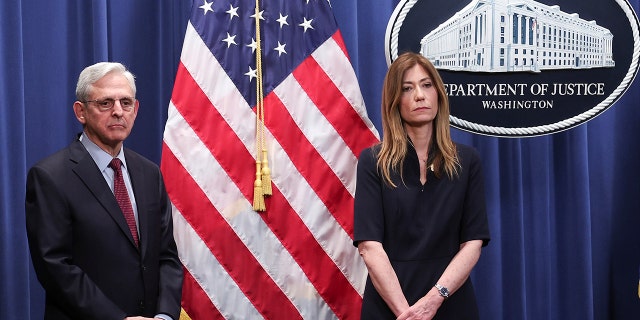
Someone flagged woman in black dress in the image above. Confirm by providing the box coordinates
[354,52,490,319]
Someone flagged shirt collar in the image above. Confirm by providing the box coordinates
[79,132,127,172]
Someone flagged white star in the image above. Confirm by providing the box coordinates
[250,10,265,21]
[222,32,237,48]
[276,13,289,28]
[299,17,314,33]
[274,41,287,56]
[226,4,239,20]
[245,66,257,82]
[199,0,214,15]
[246,38,258,53]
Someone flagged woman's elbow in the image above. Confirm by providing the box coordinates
[357,240,382,259]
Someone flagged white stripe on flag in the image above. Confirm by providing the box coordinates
[172,207,260,318]
[274,74,359,196]
[312,37,379,140]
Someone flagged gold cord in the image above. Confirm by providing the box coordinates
[252,0,270,210]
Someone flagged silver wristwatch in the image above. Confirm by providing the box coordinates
[434,283,449,299]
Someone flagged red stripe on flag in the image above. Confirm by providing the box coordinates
[162,146,301,319]
[170,62,363,319]
[260,188,363,319]
[332,30,351,61]
[171,63,254,194]
[181,268,223,320]
[264,92,355,236]
[293,55,378,157]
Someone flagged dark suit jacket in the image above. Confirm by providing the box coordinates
[26,140,183,320]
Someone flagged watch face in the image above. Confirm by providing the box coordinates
[436,285,449,297]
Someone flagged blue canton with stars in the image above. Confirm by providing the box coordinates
[190,0,338,107]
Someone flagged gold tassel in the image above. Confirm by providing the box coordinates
[261,149,272,195]
[253,160,265,211]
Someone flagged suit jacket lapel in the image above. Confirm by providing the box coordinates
[69,141,140,249]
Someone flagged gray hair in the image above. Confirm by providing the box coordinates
[75,62,136,102]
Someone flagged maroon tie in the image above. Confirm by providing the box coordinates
[109,158,139,247]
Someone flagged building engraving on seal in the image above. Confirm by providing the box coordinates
[420,0,615,72]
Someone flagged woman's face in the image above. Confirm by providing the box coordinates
[398,64,438,128]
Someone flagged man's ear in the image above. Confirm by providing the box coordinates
[73,101,86,124]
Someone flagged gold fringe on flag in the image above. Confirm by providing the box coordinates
[179,308,192,320]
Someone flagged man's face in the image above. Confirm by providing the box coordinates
[75,72,138,153]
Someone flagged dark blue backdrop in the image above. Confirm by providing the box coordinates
[1,0,639,319]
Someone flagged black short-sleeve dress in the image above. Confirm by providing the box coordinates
[353,142,490,319]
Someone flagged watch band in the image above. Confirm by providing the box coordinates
[434,283,449,299]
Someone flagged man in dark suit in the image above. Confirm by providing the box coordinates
[26,62,183,320]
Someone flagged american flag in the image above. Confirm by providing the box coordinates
[160,0,379,319]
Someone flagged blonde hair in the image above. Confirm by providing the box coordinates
[377,52,459,187]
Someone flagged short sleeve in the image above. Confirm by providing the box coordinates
[459,146,491,247]
[353,147,385,247]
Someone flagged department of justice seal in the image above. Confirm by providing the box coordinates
[386,0,640,137]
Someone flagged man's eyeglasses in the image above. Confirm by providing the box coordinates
[83,98,136,112]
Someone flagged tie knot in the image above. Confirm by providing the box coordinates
[109,158,122,171]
